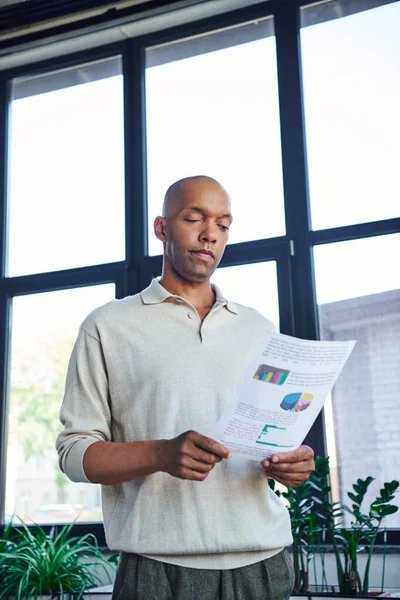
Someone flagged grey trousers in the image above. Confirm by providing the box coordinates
[112,549,295,600]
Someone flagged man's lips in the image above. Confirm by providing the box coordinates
[191,249,215,261]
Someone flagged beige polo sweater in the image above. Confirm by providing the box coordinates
[56,279,292,569]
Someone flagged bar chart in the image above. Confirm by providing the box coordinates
[253,364,290,385]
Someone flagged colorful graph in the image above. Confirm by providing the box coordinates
[280,392,314,412]
[253,364,290,385]
[256,424,294,448]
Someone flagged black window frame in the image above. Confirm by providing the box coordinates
[0,0,399,545]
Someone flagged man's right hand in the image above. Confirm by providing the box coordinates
[157,430,232,481]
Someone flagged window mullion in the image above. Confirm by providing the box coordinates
[0,72,10,524]
[274,2,325,459]
[0,291,11,524]
[0,73,9,279]
[274,2,318,341]
[123,39,147,298]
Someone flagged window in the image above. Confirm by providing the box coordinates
[300,0,400,230]
[145,18,285,256]
[1,55,125,527]
[314,234,400,527]
[7,57,125,276]
[6,285,115,524]
[212,261,279,330]
[300,0,400,531]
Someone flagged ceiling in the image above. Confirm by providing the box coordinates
[0,0,199,53]
[0,0,166,33]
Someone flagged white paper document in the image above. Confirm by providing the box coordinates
[214,333,356,461]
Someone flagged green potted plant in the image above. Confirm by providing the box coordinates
[271,455,399,597]
[0,520,114,600]
[312,457,399,596]
[270,475,323,593]
[335,477,399,596]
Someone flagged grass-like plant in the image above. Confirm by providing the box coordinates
[0,520,114,600]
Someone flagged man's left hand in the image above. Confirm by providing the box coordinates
[260,445,315,488]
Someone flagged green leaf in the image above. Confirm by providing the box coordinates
[311,496,323,505]
[348,492,360,504]
[308,480,324,492]
[381,505,398,516]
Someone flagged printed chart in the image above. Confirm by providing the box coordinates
[256,424,294,448]
[253,364,290,385]
[280,392,313,412]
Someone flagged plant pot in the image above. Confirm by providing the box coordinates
[8,596,76,600]
[7,596,76,600]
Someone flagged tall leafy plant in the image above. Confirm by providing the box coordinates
[309,459,399,595]
[342,478,399,595]
[0,521,114,600]
[271,456,399,596]
[308,456,345,591]
[271,476,322,593]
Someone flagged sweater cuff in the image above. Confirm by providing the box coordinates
[63,437,102,483]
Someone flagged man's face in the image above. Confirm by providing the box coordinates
[156,181,232,283]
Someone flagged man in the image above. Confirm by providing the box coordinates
[56,175,315,600]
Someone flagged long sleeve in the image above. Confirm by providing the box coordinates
[56,327,112,483]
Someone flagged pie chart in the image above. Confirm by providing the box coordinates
[280,392,313,412]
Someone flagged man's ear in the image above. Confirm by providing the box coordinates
[154,216,167,242]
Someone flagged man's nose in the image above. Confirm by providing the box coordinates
[199,224,217,244]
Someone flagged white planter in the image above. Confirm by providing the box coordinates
[8,596,75,600]
[84,586,113,600]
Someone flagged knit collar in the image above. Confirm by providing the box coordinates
[140,278,239,315]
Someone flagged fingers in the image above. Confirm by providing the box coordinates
[263,463,314,487]
[181,454,217,473]
[267,445,314,464]
[189,430,232,460]
[264,470,307,488]
[261,458,314,474]
[260,445,315,488]
[163,431,231,482]
[174,465,211,481]
[191,446,223,466]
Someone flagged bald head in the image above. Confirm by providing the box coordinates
[162,175,229,218]
[154,175,232,283]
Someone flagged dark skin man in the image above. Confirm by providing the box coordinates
[83,175,314,488]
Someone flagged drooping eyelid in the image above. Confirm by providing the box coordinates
[182,211,203,221]
[183,210,204,219]
[182,209,232,227]
[217,217,232,229]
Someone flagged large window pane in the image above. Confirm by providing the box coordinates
[5,284,115,524]
[314,234,400,527]
[145,18,285,255]
[301,1,400,230]
[211,261,279,330]
[7,57,125,276]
